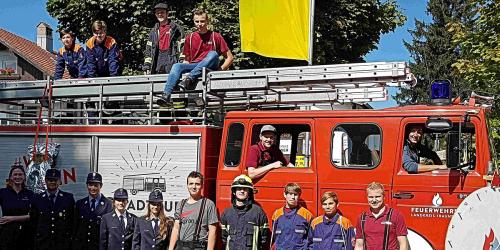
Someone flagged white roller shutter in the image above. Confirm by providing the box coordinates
[97,136,200,216]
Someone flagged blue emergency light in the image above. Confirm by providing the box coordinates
[430,80,451,105]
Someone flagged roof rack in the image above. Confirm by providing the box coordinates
[0,61,415,126]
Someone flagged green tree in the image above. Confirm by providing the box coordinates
[449,0,500,150]
[395,0,474,105]
[47,0,406,72]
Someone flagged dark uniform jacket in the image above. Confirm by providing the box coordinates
[55,44,86,79]
[0,187,34,250]
[142,21,183,74]
[99,211,137,250]
[73,195,113,250]
[221,202,270,250]
[30,189,75,250]
[132,217,172,250]
[85,36,120,77]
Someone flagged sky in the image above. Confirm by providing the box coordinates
[0,0,431,109]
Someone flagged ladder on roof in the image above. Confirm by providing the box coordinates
[0,61,415,125]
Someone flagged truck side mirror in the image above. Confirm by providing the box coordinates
[426,117,452,131]
[447,131,460,169]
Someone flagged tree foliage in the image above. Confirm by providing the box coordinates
[449,0,500,148]
[395,0,474,105]
[46,0,405,72]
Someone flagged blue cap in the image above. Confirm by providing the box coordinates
[86,172,103,184]
[113,188,128,199]
[148,190,163,203]
[45,168,61,179]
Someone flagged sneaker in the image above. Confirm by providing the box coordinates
[156,93,171,107]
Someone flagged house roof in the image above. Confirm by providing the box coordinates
[0,28,56,77]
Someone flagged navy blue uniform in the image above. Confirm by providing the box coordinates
[132,217,172,250]
[100,211,137,250]
[85,36,120,77]
[73,195,113,250]
[55,44,86,79]
[0,187,34,250]
[30,190,75,250]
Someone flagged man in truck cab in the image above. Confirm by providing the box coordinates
[402,124,448,173]
[246,125,294,180]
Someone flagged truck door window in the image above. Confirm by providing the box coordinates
[224,123,244,167]
[402,123,476,172]
[332,124,381,168]
[251,124,311,168]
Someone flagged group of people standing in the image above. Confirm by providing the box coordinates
[55,3,234,108]
[0,163,409,250]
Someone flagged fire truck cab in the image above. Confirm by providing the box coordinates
[216,102,495,249]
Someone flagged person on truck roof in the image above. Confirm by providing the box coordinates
[354,182,409,250]
[73,172,113,250]
[101,188,137,250]
[133,189,173,250]
[402,124,447,174]
[168,171,218,250]
[308,191,355,250]
[157,9,234,107]
[221,174,270,250]
[142,3,184,75]
[271,183,313,250]
[30,168,75,250]
[54,29,86,80]
[85,20,121,77]
[246,125,295,180]
[0,165,34,250]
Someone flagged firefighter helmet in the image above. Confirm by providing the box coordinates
[231,175,254,191]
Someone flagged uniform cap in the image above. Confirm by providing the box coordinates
[260,125,276,134]
[148,189,163,203]
[153,3,168,10]
[113,188,128,199]
[45,168,61,180]
[86,172,103,184]
[231,174,253,190]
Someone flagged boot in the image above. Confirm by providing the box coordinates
[156,93,171,107]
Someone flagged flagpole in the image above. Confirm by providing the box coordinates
[307,0,315,65]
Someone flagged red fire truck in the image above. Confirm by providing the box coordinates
[0,62,497,249]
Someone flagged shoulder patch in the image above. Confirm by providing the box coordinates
[337,215,353,229]
[272,208,284,221]
[297,207,314,221]
[311,216,324,229]
[104,36,117,49]
[73,44,82,52]
[86,37,95,49]
[59,47,66,54]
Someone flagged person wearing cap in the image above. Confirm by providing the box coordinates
[246,125,294,180]
[142,3,183,75]
[30,168,75,250]
[100,188,137,250]
[74,172,113,250]
[0,165,34,250]
[133,190,174,250]
[220,175,269,250]
[168,171,218,250]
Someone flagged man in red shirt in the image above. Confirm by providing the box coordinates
[246,125,294,180]
[354,182,409,250]
[157,9,234,106]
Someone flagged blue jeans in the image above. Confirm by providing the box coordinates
[163,51,220,94]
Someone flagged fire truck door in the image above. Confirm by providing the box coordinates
[246,120,318,217]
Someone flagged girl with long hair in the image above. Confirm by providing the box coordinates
[133,190,174,250]
[0,165,34,250]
